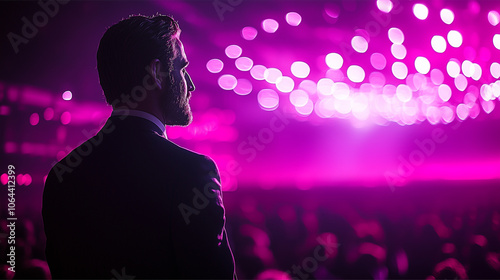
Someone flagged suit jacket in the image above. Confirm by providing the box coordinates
[42,115,236,279]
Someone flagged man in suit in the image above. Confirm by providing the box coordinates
[42,14,236,279]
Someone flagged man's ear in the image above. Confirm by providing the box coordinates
[147,59,163,90]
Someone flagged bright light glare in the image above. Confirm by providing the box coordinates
[206,59,224,73]
[235,57,253,71]
[415,57,431,74]
[377,0,393,13]
[62,90,72,101]
[352,36,368,53]
[262,19,279,33]
[431,36,447,53]
[258,89,279,110]
[440,9,454,24]
[447,30,463,48]
[347,65,365,83]
[291,61,310,78]
[488,11,500,26]
[388,27,404,44]
[225,45,242,59]
[325,53,343,69]
[392,62,408,79]
[241,27,258,40]
[413,4,429,20]
[286,12,302,26]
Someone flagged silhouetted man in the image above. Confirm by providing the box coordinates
[42,14,236,279]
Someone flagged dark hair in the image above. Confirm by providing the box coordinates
[97,14,180,105]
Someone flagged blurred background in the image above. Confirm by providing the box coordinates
[1,0,500,279]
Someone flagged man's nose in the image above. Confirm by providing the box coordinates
[185,72,195,92]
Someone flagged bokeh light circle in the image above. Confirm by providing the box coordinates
[388,27,404,44]
[370,53,387,70]
[258,89,279,110]
[276,76,295,93]
[447,60,460,78]
[325,53,343,69]
[241,27,258,40]
[392,62,408,79]
[447,30,463,48]
[206,59,224,73]
[431,36,447,53]
[438,84,452,102]
[440,9,454,24]
[264,68,283,84]
[490,62,500,79]
[352,36,368,53]
[286,12,302,26]
[218,74,237,90]
[62,90,72,101]
[262,19,279,33]
[413,3,429,20]
[235,57,253,71]
[415,56,431,74]
[377,0,393,13]
[488,11,500,26]
[290,89,309,107]
[347,65,365,83]
[250,65,267,80]
[494,34,500,50]
[391,44,407,59]
[431,69,444,85]
[291,61,311,78]
[225,45,242,59]
[396,84,412,102]
[233,79,253,95]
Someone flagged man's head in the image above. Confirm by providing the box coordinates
[97,14,195,126]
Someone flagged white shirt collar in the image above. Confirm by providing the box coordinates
[111,109,167,138]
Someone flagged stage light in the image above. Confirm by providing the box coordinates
[264,68,282,84]
[233,79,252,95]
[295,99,314,116]
[369,72,386,88]
[370,53,387,70]
[438,84,452,102]
[286,12,302,26]
[30,113,39,126]
[225,45,242,59]
[347,65,365,83]
[447,30,463,48]
[250,65,267,80]
[235,57,253,71]
[289,89,309,107]
[44,107,54,120]
[377,0,393,13]
[241,26,258,40]
[206,59,224,73]
[62,90,72,101]
[388,27,404,44]
[276,76,294,93]
[413,4,429,20]
[60,111,71,125]
[325,53,343,70]
[446,60,460,78]
[352,36,368,53]
[415,57,431,75]
[262,19,279,33]
[456,103,469,120]
[488,11,500,26]
[392,62,408,80]
[291,61,310,78]
[454,74,467,91]
[258,89,279,110]
[493,34,500,50]
[440,9,454,24]
[333,82,350,100]
[431,35,447,53]
[396,84,412,102]
[317,78,334,96]
[490,62,500,79]
[391,44,407,59]
[431,69,444,85]
[218,74,237,90]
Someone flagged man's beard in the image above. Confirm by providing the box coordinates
[162,80,192,126]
